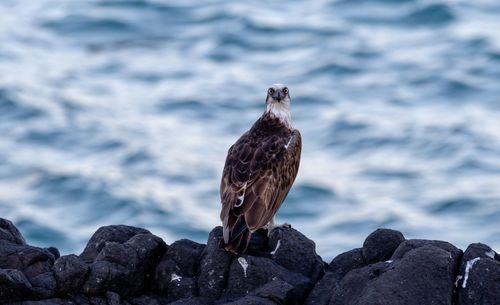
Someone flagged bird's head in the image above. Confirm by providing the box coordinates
[265,84,291,106]
[265,84,292,128]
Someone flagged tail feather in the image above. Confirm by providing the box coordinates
[220,215,252,254]
[222,229,251,254]
[220,184,253,254]
[229,216,248,240]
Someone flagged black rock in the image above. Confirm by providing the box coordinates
[304,272,339,305]
[0,240,57,299]
[216,279,294,304]
[54,254,90,294]
[152,239,204,299]
[330,245,456,305]
[459,243,495,262]
[391,239,462,264]
[6,299,76,305]
[128,295,165,305]
[167,276,197,301]
[79,225,151,262]
[28,271,58,299]
[0,218,26,245]
[0,241,56,271]
[70,291,131,305]
[197,227,233,299]
[252,278,295,304]
[129,294,168,305]
[0,269,36,303]
[222,255,311,303]
[166,297,214,305]
[328,248,366,280]
[81,230,166,297]
[362,228,405,264]
[246,229,271,255]
[72,294,92,305]
[306,248,367,305]
[456,243,500,305]
[88,296,107,305]
[219,296,276,305]
[82,260,126,296]
[306,248,368,305]
[46,247,60,260]
[330,261,390,305]
[165,239,205,277]
[268,227,325,282]
[105,291,122,305]
[152,258,198,301]
[152,257,181,295]
[126,233,167,281]
[3,217,500,305]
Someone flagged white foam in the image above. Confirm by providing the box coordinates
[270,240,281,255]
[454,275,463,287]
[238,257,249,277]
[462,257,480,288]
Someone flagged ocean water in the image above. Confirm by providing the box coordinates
[0,0,499,260]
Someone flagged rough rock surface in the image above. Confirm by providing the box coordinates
[268,227,325,283]
[197,227,233,299]
[222,255,311,303]
[81,230,167,297]
[455,243,500,305]
[331,245,457,305]
[362,228,405,264]
[1,217,498,305]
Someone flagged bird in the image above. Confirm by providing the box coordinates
[219,84,302,254]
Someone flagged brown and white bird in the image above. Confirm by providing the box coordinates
[219,84,302,254]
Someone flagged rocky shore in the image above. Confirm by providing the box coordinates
[0,217,498,305]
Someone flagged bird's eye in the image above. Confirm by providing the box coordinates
[283,87,289,95]
[268,88,275,95]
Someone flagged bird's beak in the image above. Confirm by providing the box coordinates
[271,91,283,101]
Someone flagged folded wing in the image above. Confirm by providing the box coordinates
[220,129,301,253]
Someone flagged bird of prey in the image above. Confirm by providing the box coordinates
[219,84,302,254]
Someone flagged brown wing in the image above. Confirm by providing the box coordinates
[220,129,301,253]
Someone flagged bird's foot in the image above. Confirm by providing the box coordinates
[248,229,269,254]
[265,224,274,237]
[280,222,292,229]
[266,222,292,236]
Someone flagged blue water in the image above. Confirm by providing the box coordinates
[0,0,499,260]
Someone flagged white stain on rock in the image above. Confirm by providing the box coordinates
[238,257,249,277]
[270,240,281,255]
[485,250,495,259]
[462,257,480,288]
[170,273,182,282]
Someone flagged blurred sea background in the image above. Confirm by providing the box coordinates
[0,0,499,261]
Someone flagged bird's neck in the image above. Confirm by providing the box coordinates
[265,103,291,129]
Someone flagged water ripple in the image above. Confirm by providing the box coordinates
[0,0,499,259]
[0,89,45,121]
[403,4,455,26]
